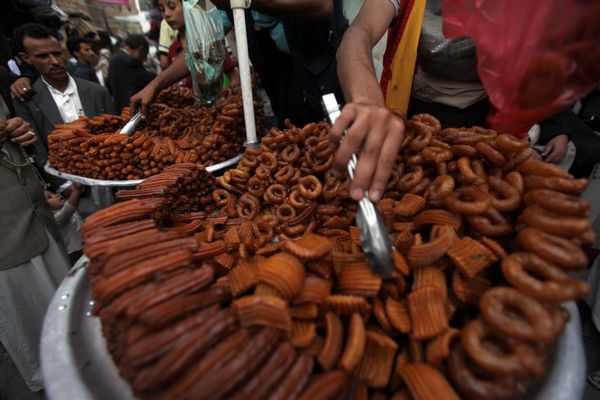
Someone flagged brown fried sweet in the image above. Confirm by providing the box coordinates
[257,252,306,300]
[233,294,292,332]
[281,232,334,261]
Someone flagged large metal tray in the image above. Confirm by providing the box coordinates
[44,154,244,187]
[41,256,587,400]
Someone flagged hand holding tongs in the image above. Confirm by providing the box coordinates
[119,111,142,135]
[321,94,394,278]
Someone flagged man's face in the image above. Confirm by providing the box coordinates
[75,42,96,65]
[21,36,67,81]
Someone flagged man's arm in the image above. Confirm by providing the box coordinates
[211,0,332,22]
[130,53,189,115]
[54,184,82,227]
[337,1,392,106]
[328,0,403,202]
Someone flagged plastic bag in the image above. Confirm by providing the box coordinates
[183,0,226,105]
[443,0,600,136]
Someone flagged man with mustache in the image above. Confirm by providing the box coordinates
[13,23,115,180]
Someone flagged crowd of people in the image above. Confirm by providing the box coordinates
[0,0,599,398]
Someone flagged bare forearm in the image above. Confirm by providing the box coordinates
[150,53,189,91]
[67,191,81,207]
[336,0,394,106]
[337,26,386,106]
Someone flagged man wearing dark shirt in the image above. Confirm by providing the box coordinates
[66,37,99,84]
[107,34,156,113]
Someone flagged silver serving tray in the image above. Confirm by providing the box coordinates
[43,154,244,187]
[41,256,586,400]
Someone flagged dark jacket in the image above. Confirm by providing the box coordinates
[74,61,100,84]
[107,50,156,113]
[0,67,65,270]
[539,108,572,145]
[14,75,115,188]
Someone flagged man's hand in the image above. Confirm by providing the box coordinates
[10,77,33,102]
[2,117,36,146]
[130,81,159,116]
[328,101,405,203]
[542,134,569,164]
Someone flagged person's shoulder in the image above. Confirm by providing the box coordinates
[74,77,109,94]
[31,76,46,90]
[74,62,88,72]
[109,50,130,65]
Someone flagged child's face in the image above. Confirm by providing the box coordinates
[45,191,65,210]
[159,0,184,31]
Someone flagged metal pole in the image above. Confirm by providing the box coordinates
[230,0,258,147]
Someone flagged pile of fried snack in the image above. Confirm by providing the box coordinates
[83,114,594,400]
[47,86,264,180]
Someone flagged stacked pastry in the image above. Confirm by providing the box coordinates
[47,86,264,180]
[83,114,594,399]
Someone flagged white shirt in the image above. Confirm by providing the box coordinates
[95,68,105,86]
[41,75,84,123]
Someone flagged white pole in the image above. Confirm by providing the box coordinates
[230,0,258,147]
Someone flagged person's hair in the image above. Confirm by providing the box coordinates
[97,31,113,51]
[124,34,149,53]
[12,23,56,54]
[83,31,97,40]
[0,29,11,67]
[66,37,94,57]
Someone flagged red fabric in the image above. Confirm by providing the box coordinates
[168,37,236,89]
[443,0,600,136]
[224,53,236,72]
[380,0,413,98]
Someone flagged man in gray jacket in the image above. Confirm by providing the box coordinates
[13,23,115,173]
[0,65,71,394]
[13,24,116,213]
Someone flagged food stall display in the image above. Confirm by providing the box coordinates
[80,114,593,399]
[47,86,264,181]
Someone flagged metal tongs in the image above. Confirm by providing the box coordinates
[119,111,142,135]
[321,94,394,278]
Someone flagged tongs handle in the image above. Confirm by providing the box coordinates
[119,111,142,135]
[321,94,394,278]
[321,95,361,192]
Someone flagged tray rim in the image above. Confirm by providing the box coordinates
[40,256,587,400]
[43,153,244,187]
